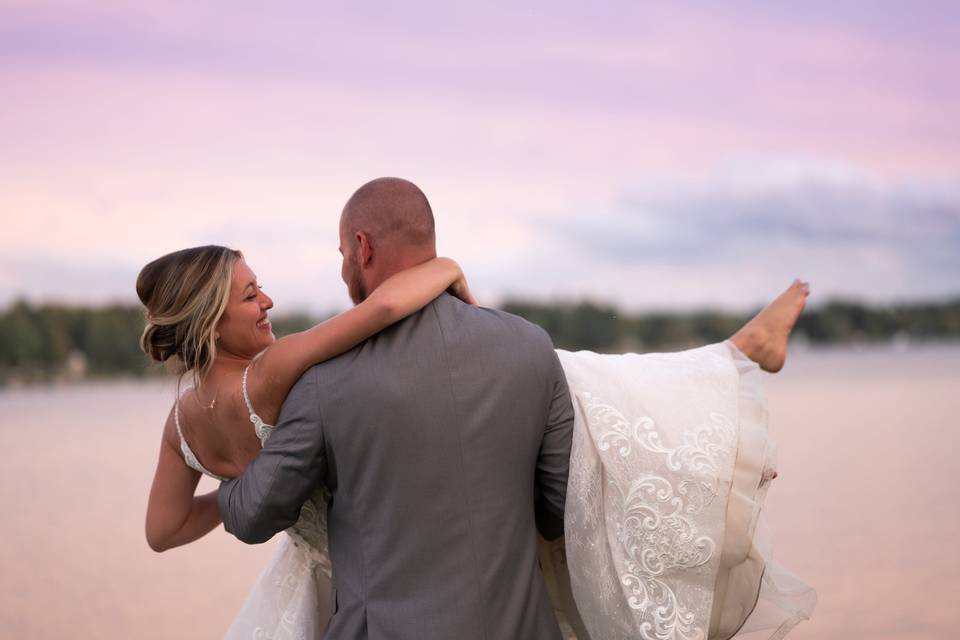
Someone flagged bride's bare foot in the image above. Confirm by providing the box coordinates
[730,280,810,373]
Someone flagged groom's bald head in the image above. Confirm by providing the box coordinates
[341,177,435,248]
[338,177,437,303]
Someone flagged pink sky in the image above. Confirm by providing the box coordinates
[2,2,958,311]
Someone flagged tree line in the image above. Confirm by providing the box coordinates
[1,297,957,384]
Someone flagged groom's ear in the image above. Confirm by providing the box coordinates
[355,231,374,268]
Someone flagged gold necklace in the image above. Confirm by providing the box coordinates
[194,386,218,410]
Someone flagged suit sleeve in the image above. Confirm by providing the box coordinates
[535,346,574,541]
[218,367,327,544]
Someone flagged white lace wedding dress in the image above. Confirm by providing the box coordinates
[539,342,816,640]
[178,344,815,639]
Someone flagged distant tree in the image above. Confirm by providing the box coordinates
[502,301,622,352]
[1,296,958,385]
[79,305,151,375]
[0,300,47,367]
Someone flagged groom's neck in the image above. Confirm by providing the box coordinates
[366,245,437,294]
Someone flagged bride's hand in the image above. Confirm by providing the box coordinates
[447,263,477,305]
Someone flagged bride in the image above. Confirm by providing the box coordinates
[141,192,814,640]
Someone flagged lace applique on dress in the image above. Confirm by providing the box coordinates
[553,344,815,640]
[242,362,276,445]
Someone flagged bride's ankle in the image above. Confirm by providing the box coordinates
[729,327,760,362]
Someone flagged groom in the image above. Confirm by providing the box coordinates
[219,177,575,639]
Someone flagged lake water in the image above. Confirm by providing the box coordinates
[1,343,957,639]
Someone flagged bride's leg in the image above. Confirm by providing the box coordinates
[729,279,810,373]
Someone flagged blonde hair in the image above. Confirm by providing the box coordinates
[136,245,242,386]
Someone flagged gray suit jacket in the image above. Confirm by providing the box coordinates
[219,293,574,640]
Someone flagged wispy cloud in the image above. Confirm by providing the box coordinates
[537,159,960,307]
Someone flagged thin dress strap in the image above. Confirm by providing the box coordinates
[175,387,229,482]
[242,362,276,445]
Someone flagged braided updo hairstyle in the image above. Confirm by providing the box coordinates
[136,245,242,385]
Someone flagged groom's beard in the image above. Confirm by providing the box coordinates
[348,274,367,305]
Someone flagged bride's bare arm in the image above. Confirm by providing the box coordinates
[145,410,222,552]
[252,257,474,414]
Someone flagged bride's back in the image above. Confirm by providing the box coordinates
[175,365,267,480]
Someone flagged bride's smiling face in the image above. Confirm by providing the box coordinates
[216,258,275,358]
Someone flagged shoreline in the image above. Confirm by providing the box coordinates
[4,338,958,391]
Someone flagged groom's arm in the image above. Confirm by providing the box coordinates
[218,367,326,544]
[535,346,574,541]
